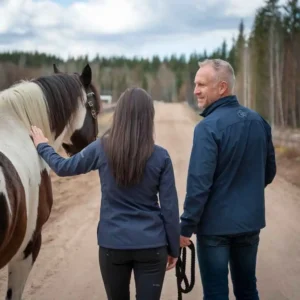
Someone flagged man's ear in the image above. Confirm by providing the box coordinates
[219,81,228,95]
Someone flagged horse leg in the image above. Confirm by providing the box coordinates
[6,233,42,300]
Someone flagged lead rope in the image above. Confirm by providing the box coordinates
[175,241,196,300]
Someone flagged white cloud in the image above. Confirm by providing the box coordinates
[31,1,62,28]
[225,0,287,17]
[0,0,156,35]
[0,0,265,60]
[68,0,157,34]
[0,0,29,33]
[137,29,238,58]
[0,28,238,60]
[225,0,264,17]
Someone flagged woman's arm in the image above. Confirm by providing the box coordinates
[158,152,180,258]
[31,124,101,177]
[36,140,102,176]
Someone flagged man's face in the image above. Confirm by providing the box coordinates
[193,65,219,109]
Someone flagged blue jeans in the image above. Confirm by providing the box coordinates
[197,230,260,300]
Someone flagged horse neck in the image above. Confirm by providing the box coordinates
[0,81,57,146]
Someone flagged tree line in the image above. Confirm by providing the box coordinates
[0,0,299,128]
[234,0,300,128]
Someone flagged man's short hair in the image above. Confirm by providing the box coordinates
[198,58,235,92]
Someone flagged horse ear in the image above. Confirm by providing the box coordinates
[80,64,92,86]
[53,64,60,74]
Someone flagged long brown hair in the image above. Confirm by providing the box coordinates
[102,87,155,187]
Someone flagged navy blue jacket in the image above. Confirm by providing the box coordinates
[180,95,276,237]
[37,142,180,257]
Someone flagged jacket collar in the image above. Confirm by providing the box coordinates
[200,95,239,117]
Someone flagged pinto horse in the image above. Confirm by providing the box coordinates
[0,63,101,300]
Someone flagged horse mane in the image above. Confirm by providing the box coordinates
[0,81,54,143]
[0,69,101,145]
[32,73,85,138]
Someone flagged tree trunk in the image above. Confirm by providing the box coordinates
[275,32,284,126]
[269,17,275,127]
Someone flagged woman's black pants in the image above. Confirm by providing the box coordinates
[99,246,168,300]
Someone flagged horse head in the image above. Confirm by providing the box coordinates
[51,64,102,156]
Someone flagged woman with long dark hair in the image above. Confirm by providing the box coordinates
[30,87,180,300]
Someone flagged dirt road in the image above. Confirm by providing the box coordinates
[1,102,300,299]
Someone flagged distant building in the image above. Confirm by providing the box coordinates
[100,94,112,104]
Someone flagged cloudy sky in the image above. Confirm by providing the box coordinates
[0,0,270,60]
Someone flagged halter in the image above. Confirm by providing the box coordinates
[85,91,99,140]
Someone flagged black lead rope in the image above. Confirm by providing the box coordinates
[175,241,196,300]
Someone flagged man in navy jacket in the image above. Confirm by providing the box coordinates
[180,59,276,299]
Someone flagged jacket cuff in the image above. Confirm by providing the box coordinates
[167,246,179,258]
[180,222,195,238]
[37,142,49,152]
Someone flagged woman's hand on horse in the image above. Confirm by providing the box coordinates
[30,125,49,147]
[166,255,178,271]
